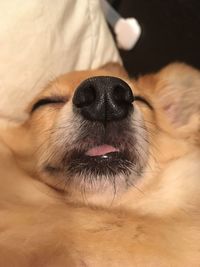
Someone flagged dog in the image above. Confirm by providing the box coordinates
[0,62,199,266]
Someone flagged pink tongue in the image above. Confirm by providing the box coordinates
[86,145,119,157]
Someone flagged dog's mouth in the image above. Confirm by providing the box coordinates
[43,118,147,192]
[85,144,119,157]
[63,143,134,178]
[46,129,141,183]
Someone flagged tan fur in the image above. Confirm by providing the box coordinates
[0,63,200,266]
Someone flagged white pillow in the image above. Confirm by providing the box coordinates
[0,0,120,125]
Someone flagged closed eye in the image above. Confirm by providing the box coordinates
[31,96,67,113]
[134,95,153,110]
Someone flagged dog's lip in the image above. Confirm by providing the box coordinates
[85,144,120,157]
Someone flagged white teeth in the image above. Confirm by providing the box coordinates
[101,155,109,159]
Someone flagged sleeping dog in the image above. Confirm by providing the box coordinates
[0,63,199,266]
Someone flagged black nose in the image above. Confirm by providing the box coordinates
[72,76,134,122]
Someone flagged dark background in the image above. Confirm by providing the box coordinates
[109,0,200,77]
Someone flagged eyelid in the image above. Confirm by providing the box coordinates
[134,95,153,110]
[31,96,67,113]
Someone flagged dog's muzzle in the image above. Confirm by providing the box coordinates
[58,76,137,178]
[43,76,147,192]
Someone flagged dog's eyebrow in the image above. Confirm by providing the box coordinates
[134,95,153,110]
[31,95,68,113]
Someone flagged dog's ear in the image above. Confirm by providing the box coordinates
[153,63,200,139]
[100,62,129,78]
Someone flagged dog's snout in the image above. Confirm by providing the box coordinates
[72,76,134,122]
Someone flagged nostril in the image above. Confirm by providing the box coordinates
[73,84,96,108]
[113,85,125,103]
[113,84,134,105]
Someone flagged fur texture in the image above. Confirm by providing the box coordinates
[0,63,200,266]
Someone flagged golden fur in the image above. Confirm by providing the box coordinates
[0,63,200,266]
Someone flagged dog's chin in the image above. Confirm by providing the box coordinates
[62,149,134,177]
[42,144,144,198]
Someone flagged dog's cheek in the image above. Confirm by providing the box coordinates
[131,106,150,169]
[29,107,65,165]
[53,102,81,146]
[37,101,80,167]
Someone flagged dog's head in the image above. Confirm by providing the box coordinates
[3,63,200,207]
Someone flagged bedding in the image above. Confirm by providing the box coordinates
[0,0,120,125]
